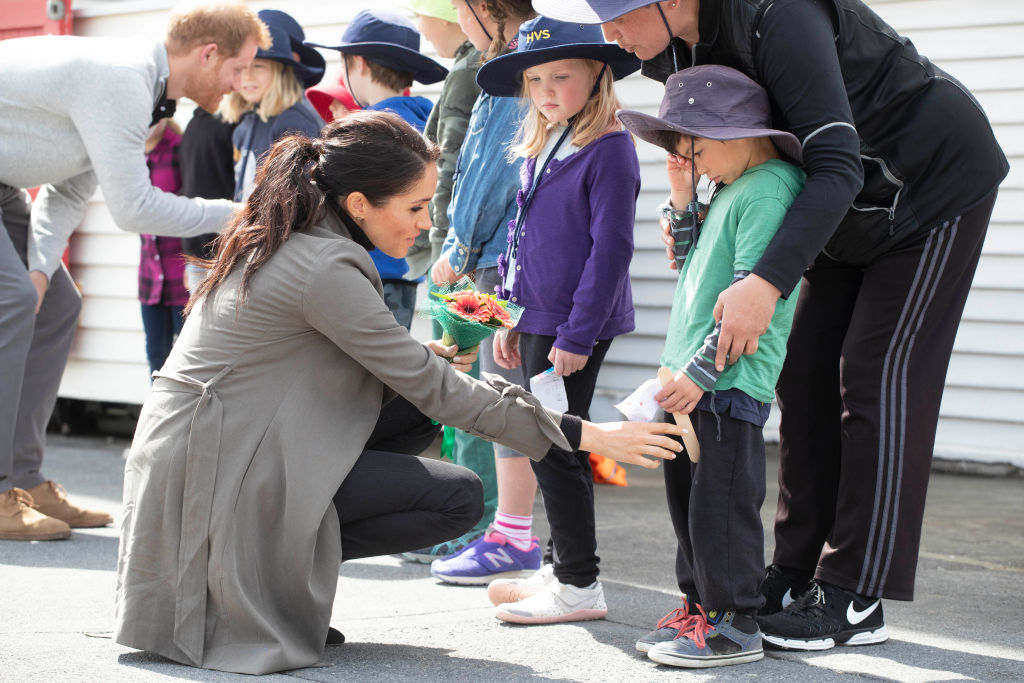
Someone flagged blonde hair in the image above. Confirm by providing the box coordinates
[165,1,271,56]
[219,60,305,124]
[511,60,622,159]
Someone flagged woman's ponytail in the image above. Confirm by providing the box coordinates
[185,112,439,316]
[185,134,326,313]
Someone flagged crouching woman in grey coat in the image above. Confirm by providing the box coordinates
[114,111,683,675]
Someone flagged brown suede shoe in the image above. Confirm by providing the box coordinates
[25,481,113,528]
[0,488,72,540]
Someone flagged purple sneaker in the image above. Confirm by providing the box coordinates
[430,528,541,585]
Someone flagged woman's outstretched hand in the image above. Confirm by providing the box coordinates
[579,420,685,469]
[426,340,477,373]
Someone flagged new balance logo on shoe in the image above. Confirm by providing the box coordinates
[482,548,515,569]
[846,599,880,625]
[781,589,794,609]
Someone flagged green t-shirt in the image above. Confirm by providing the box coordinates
[660,158,806,403]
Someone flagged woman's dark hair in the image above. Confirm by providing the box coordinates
[186,110,439,313]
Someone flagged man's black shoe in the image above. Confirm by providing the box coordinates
[758,564,814,616]
[756,579,888,650]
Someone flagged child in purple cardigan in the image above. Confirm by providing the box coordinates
[138,118,187,376]
[464,16,641,624]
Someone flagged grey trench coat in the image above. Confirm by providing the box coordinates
[114,211,569,674]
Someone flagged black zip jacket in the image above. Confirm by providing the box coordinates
[643,0,1008,290]
[178,108,237,259]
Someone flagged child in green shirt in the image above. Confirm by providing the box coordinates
[618,65,805,669]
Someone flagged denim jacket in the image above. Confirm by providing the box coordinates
[441,92,523,274]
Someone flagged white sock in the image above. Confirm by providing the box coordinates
[493,511,534,551]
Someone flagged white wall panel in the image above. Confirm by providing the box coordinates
[60,0,1023,466]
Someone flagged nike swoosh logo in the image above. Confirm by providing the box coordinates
[847,599,880,625]
[781,588,794,609]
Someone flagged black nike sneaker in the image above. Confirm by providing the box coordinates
[758,564,814,616]
[756,579,888,651]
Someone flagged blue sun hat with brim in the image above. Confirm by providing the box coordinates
[304,9,448,85]
[256,9,325,88]
[531,0,658,23]
[476,16,640,97]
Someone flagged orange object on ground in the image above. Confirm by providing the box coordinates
[589,452,627,486]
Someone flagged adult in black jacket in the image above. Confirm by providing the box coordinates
[535,0,1008,653]
[178,107,237,289]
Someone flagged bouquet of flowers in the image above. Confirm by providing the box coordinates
[427,277,523,354]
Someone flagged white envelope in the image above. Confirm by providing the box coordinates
[530,368,569,413]
[614,377,663,422]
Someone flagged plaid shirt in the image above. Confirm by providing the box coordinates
[139,128,188,306]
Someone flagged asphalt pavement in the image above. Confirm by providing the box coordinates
[1,434,1022,682]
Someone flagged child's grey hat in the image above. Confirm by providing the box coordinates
[617,65,803,163]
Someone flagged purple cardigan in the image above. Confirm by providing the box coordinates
[498,130,638,355]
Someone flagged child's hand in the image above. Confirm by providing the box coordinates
[548,347,588,377]
[660,217,678,270]
[666,152,696,195]
[493,329,521,369]
[655,369,705,415]
[431,256,458,286]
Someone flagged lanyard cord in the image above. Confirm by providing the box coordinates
[505,64,608,263]
[506,124,572,262]
[655,2,680,72]
[464,0,493,42]
[341,58,365,110]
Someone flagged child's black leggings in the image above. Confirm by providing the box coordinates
[518,333,611,588]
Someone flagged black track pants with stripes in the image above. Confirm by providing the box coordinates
[772,190,998,601]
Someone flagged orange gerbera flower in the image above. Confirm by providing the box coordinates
[447,291,494,324]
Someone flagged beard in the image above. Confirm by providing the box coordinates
[183,65,227,113]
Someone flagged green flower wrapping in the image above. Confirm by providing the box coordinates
[428,277,523,354]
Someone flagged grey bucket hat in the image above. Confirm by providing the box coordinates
[531,0,658,24]
[617,65,803,163]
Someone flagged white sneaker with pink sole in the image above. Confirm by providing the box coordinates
[495,578,608,624]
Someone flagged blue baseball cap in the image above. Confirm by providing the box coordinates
[256,9,325,88]
[304,9,448,85]
[476,16,640,97]
[531,0,659,24]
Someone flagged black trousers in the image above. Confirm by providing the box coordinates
[774,191,998,601]
[664,407,766,615]
[333,396,484,561]
[518,333,612,588]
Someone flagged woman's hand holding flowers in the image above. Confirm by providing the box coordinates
[426,340,477,373]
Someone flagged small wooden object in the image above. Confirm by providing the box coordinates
[657,367,700,463]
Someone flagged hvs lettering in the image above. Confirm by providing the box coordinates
[524,29,551,44]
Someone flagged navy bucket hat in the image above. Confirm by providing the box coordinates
[476,16,640,97]
[531,0,658,24]
[617,65,802,163]
[305,10,448,85]
[256,9,325,88]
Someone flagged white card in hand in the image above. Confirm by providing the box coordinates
[614,377,663,422]
[530,368,569,412]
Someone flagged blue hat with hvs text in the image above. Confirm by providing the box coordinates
[475,15,640,97]
[256,9,325,88]
[304,9,448,85]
